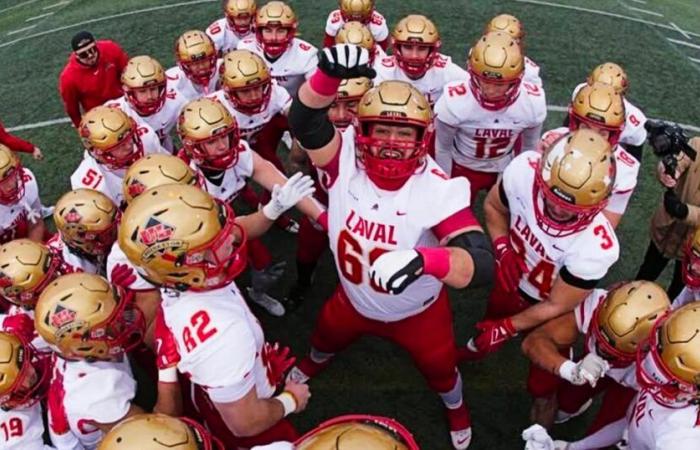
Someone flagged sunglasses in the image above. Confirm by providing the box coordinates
[76,46,97,59]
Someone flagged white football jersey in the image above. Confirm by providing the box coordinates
[46,234,101,275]
[191,140,255,204]
[0,402,53,450]
[210,85,291,143]
[206,18,254,54]
[502,152,619,301]
[48,357,136,449]
[70,125,166,206]
[0,168,41,243]
[571,82,648,147]
[672,287,700,309]
[575,288,636,387]
[434,78,547,172]
[322,127,471,322]
[325,9,389,42]
[106,241,157,291]
[372,54,467,106]
[237,37,318,97]
[251,444,294,450]
[543,127,640,216]
[628,390,700,450]
[157,283,275,403]
[165,60,223,102]
[524,56,542,85]
[109,88,188,152]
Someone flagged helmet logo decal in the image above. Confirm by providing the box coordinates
[64,208,82,224]
[139,216,175,246]
[127,179,146,198]
[50,304,77,328]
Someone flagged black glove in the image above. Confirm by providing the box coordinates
[318,44,376,80]
[664,189,689,220]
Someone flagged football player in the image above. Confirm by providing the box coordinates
[98,413,224,450]
[238,1,318,97]
[541,82,637,228]
[484,14,542,85]
[373,15,467,106]
[571,62,647,160]
[0,330,54,450]
[0,145,45,244]
[287,44,495,449]
[434,31,547,203]
[118,182,313,448]
[525,303,700,449]
[178,97,325,316]
[460,131,619,424]
[49,189,119,274]
[335,21,385,66]
[167,30,222,102]
[70,105,167,205]
[206,0,257,55]
[110,55,188,151]
[522,281,669,428]
[675,226,700,308]
[323,0,389,50]
[251,414,420,449]
[36,273,145,448]
[285,76,372,308]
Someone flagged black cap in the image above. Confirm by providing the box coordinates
[71,31,95,51]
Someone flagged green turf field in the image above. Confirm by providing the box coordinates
[1,0,699,448]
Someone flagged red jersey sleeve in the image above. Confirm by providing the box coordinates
[0,121,33,153]
[432,207,480,242]
[154,307,180,370]
[59,69,81,127]
[323,33,336,48]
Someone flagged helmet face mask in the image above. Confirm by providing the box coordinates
[220,49,273,114]
[80,107,144,170]
[225,80,272,114]
[392,15,441,80]
[0,332,49,411]
[0,146,24,205]
[255,1,297,58]
[0,239,62,308]
[569,82,625,147]
[468,31,524,110]
[175,30,217,86]
[122,56,168,116]
[329,77,372,130]
[224,0,257,35]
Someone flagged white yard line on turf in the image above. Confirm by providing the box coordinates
[0,0,39,15]
[8,108,700,134]
[621,3,664,17]
[26,12,54,22]
[7,24,37,35]
[43,0,73,10]
[628,0,646,4]
[669,22,692,40]
[514,0,700,39]
[667,38,700,50]
[690,57,700,64]
[0,0,217,49]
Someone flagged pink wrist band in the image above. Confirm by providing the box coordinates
[309,69,342,97]
[417,247,451,279]
[316,211,329,232]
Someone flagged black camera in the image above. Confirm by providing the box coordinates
[645,120,697,176]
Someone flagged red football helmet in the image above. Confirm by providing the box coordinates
[295,414,420,449]
[0,331,50,411]
[255,1,297,58]
[0,145,25,206]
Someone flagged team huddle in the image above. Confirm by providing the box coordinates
[0,0,698,449]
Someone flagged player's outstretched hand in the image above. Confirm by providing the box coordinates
[284,380,311,413]
[318,44,376,80]
[263,172,315,221]
[264,342,296,387]
[369,249,424,295]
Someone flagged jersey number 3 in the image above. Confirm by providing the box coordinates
[182,310,218,353]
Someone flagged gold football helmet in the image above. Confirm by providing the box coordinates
[683,226,700,288]
[0,239,61,308]
[121,55,168,115]
[392,15,441,79]
[296,415,419,450]
[123,154,199,204]
[54,189,119,257]
[255,1,297,57]
[97,414,223,450]
[468,31,524,110]
[336,21,376,63]
[34,273,144,361]
[329,77,372,129]
[355,80,433,190]
[570,82,626,146]
[339,0,374,23]
[178,97,243,170]
[588,62,628,95]
[118,184,247,291]
[591,281,670,364]
[79,105,143,170]
[0,144,24,205]
[637,302,700,406]
[223,0,257,35]
[485,14,524,42]
[534,129,616,237]
[0,331,48,410]
[220,49,272,114]
[174,30,217,86]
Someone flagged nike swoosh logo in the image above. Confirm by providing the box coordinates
[457,437,470,445]
[396,211,407,216]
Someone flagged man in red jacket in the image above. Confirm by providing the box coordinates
[0,122,42,160]
[58,31,129,127]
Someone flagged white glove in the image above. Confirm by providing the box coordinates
[262,172,315,221]
[523,425,555,450]
[369,249,423,295]
[559,354,610,387]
